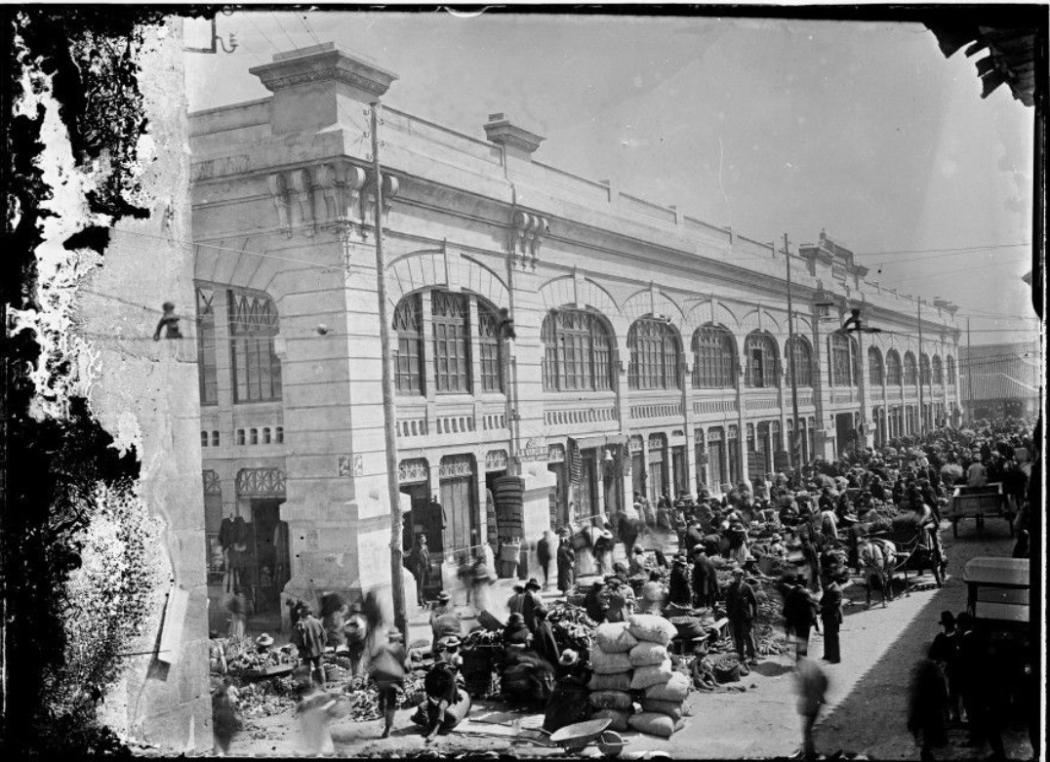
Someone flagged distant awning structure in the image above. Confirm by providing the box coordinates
[924,22,1039,107]
[962,371,1041,402]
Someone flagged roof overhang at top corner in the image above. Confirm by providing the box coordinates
[923,16,1042,107]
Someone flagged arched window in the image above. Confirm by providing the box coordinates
[868,346,884,387]
[932,355,943,385]
[628,317,681,390]
[228,287,282,402]
[829,332,859,387]
[692,324,736,389]
[920,353,932,386]
[886,349,902,386]
[432,290,471,393]
[785,335,813,387]
[541,309,614,392]
[744,331,780,388]
[946,355,956,385]
[393,292,424,395]
[477,300,504,393]
[903,351,918,386]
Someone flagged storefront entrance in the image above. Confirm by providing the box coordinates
[250,500,288,614]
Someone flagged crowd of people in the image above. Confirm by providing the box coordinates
[214,416,1037,757]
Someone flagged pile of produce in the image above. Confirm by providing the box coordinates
[227,644,298,674]
[547,601,597,660]
[461,629,504,649]
[340,671,428,722]
[625,614,687,739]
[236,678,298,719]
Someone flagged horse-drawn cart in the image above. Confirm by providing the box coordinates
[948,483,1014,538]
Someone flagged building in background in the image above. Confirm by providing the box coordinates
[959,341,1041,421]
[189,44,962,618]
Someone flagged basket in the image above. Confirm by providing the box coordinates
[549,718,613,753]
[598,730,627,757]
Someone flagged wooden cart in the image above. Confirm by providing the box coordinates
[948,483,1014,538]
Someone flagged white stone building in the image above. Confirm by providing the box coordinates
[189,44,963,618]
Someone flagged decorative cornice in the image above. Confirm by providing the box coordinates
[250,44,398,97]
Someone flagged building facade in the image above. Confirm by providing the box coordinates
[959,341,1041,421]
[190,44,963,614]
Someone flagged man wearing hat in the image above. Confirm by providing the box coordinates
[556,532,576,594]
[429,591,460,652]
[725,566,759,665]
[691,549,718,609]
[370,627,409,738]
[668,554,692,607]
[583,579,606,624]
[522,578,543,634]
[254,632,275,655]
[928,611,961,723]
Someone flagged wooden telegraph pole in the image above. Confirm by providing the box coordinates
[783,233,802,469]
[371,102,407,639]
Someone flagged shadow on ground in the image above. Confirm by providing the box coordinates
[815,526,1033,761]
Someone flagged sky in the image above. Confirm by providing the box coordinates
[184,9,1040,349]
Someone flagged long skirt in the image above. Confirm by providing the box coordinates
[821,617,840,663]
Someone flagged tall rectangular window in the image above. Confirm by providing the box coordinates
[196,286,218,405]
[432,291,470,393]
[228,289,281,403]
[478,304,503,393]
[394,293,424,395]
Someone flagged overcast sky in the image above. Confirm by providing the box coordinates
[184,10,1039,348]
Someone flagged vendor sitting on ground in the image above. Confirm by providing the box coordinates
[503,613,533,650]
[501,640,556,710]
[636,570,666,615]
[629,546,651,578]
[601,576,636,622]
[418,651,468,740]
[583,579,606,623]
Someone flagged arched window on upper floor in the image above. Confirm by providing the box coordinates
[932,355,943,386]
[692,324,736,389]
[393,292,424,395]
[903,351,918,386]
[829,331,860,387]
[886,349,903,387]
[228,287,282,403]
[540,308,615,392]
[744,330,780,388]
[628,317,681,390]
[920,353,932,386]
[868,346,884,387]
[946,355,956,385]
[432,290,471,393]
[785,335,813,388]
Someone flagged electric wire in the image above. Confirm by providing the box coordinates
[297,12,323,47]
[269,11,301,49]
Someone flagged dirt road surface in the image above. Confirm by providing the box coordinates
[224,521,1035,759]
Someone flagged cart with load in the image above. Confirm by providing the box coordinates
[948,482,1014,538]
[882,513,946,589]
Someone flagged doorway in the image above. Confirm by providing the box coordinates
[835,412,855,457]
[250,499,288,614]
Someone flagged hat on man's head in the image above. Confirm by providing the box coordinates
[437,635,461,649]
[255,633,274,648]
[731,566,745,576]
[436,591,451,603]
[939,611,956,628]
[559,649,579,667]
[526,578,542,591]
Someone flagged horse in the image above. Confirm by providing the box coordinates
[858,536,897,608]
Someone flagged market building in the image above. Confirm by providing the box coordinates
[189,43,963,619]
[958,340,1041,421]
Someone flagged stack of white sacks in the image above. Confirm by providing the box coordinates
[587,614,690,739]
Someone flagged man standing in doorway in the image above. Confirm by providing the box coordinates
[412,535,431,608]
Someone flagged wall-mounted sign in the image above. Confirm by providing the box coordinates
[518,438,548,462]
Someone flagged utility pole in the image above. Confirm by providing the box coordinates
[966,317,974,424]
[916,297,926,436]
[783,233,802,469]
[371,102,407,639]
